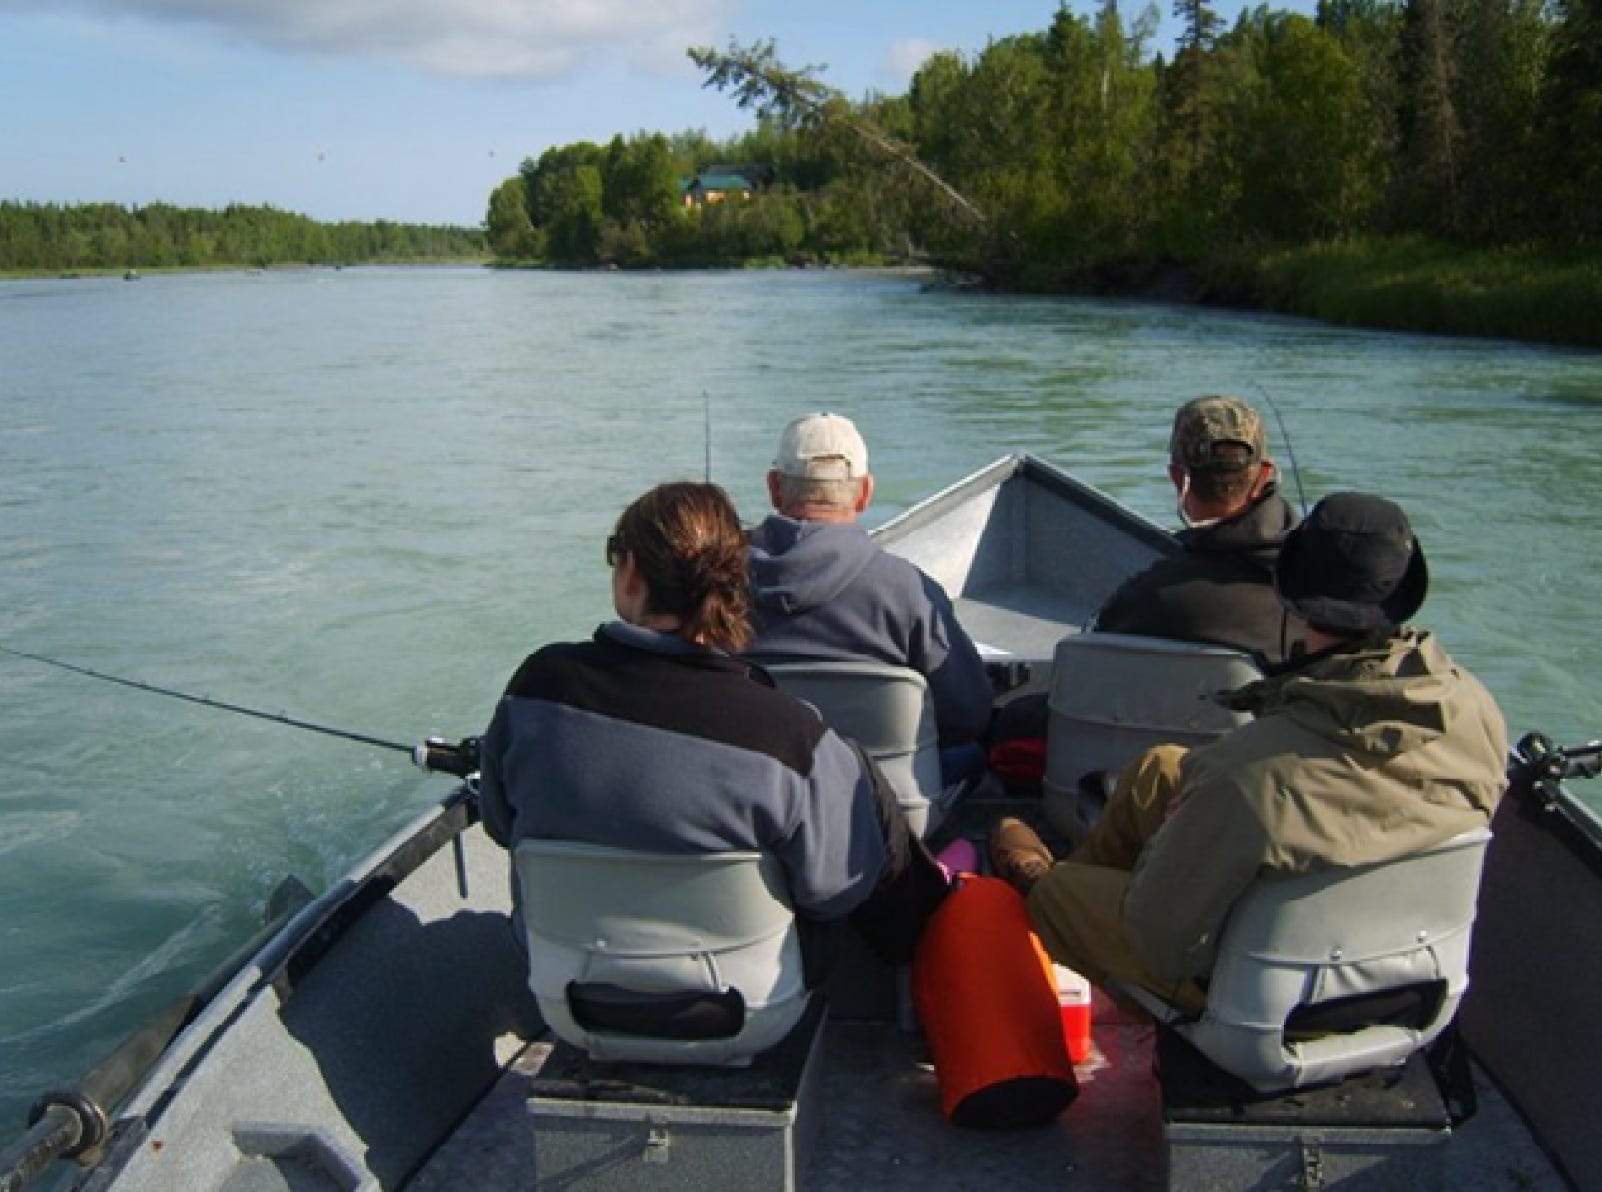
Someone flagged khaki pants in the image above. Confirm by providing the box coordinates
[1025,745,1207,1012]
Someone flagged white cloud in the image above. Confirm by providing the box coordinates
[880,37,945,87]
[0,0,736,79]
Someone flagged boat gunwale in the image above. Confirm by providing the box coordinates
[871,451,1177,557]
[111,787,478,1131]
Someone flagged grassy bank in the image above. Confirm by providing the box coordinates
[1242,237,1602,350]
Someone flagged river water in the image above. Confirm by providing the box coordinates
[1,265,1600,1134]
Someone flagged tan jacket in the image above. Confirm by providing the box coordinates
[1123,629,1508,983]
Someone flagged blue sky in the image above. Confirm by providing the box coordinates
[0,0,1312,228]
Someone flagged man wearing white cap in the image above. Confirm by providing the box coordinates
[745,413,992,750]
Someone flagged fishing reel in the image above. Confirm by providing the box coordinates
[1515,732,1602,781]
[1511,732,1602,814]
[414,736,481,778]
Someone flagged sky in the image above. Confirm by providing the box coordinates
[0,0,1313,228]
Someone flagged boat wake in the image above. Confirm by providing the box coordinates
[4,905,222,1046]
[0,811,82,858]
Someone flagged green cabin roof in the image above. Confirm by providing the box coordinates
[687,173,755,193]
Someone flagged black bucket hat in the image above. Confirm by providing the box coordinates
[1274,492,1429,633]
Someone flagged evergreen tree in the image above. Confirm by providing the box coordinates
[1170,0,1226,168]
[1539,0,1602,240]
[1395,0,1464,235]
[1454,0,1548,242]
[1316,0,1404,229]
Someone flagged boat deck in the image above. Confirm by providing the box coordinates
[954,585,1087,664]
[409,791,1566,1191]
[411,1006,1563,1190]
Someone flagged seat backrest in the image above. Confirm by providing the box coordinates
[759,659,945,836]
[1180,827,1493,1092]
[1043,632,1262,837]
[514,841,809,1066]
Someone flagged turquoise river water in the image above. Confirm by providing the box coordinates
[1,265,1600,1134]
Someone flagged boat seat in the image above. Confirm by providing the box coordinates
[757,659,949,837]
[1043,633,1262,837]
[1119,827,1493,1093]
[514,841,810,1067]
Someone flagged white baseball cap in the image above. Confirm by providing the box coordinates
[774,413,869,480]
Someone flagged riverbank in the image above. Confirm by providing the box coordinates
[14,242,1601,352]
[1195,237,1602,351]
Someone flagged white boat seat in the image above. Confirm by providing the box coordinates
[514,841,810,1066]
[1043,633,1262,837]
[757,659,948,837]
[1119,827,1493,1093]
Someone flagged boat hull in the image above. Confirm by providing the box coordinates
[6,454,1573,1192]
[1460,778,1602,1188]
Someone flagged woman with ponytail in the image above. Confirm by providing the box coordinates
[479,482,946,972]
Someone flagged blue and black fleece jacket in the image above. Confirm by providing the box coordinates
[478,620,888,921]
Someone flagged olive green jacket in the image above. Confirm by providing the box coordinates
[1123,629,1508,983]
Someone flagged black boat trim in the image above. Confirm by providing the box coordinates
[265,788,478,1000]
[1504,761,1602,883]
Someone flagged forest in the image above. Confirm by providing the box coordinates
[486,0,1602,344]
[5,0,1598,343]
[0,201,483,273]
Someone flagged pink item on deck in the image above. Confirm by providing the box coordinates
[934,838,981,882]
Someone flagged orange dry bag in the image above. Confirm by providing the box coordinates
[911,875,1078,1128]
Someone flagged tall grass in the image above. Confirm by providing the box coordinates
[1250,238,1602,349]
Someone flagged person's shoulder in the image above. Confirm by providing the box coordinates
[734,664,829,724]
[1094,555,1189,623]
[503,636,607,697]
[701,667,837,775]
[1414,633,1503,707]
[747,513,792,550]
[1128,553,1191,589]
[856,537,935,588]
[1183,714,1310,802]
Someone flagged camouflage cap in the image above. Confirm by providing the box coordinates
[1169,396,1267,473]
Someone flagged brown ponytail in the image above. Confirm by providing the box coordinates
[611,482,753,653]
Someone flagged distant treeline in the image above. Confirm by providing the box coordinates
[486,0,1602,296]
[0,201,483,272]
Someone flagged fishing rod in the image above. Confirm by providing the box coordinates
[1253,385,1309,515]
[0,645,479,777]
[704,389,713,481]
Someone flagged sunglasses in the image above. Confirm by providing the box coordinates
[605,534,627,567]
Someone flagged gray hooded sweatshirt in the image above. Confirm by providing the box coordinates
[746,515,992,745]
